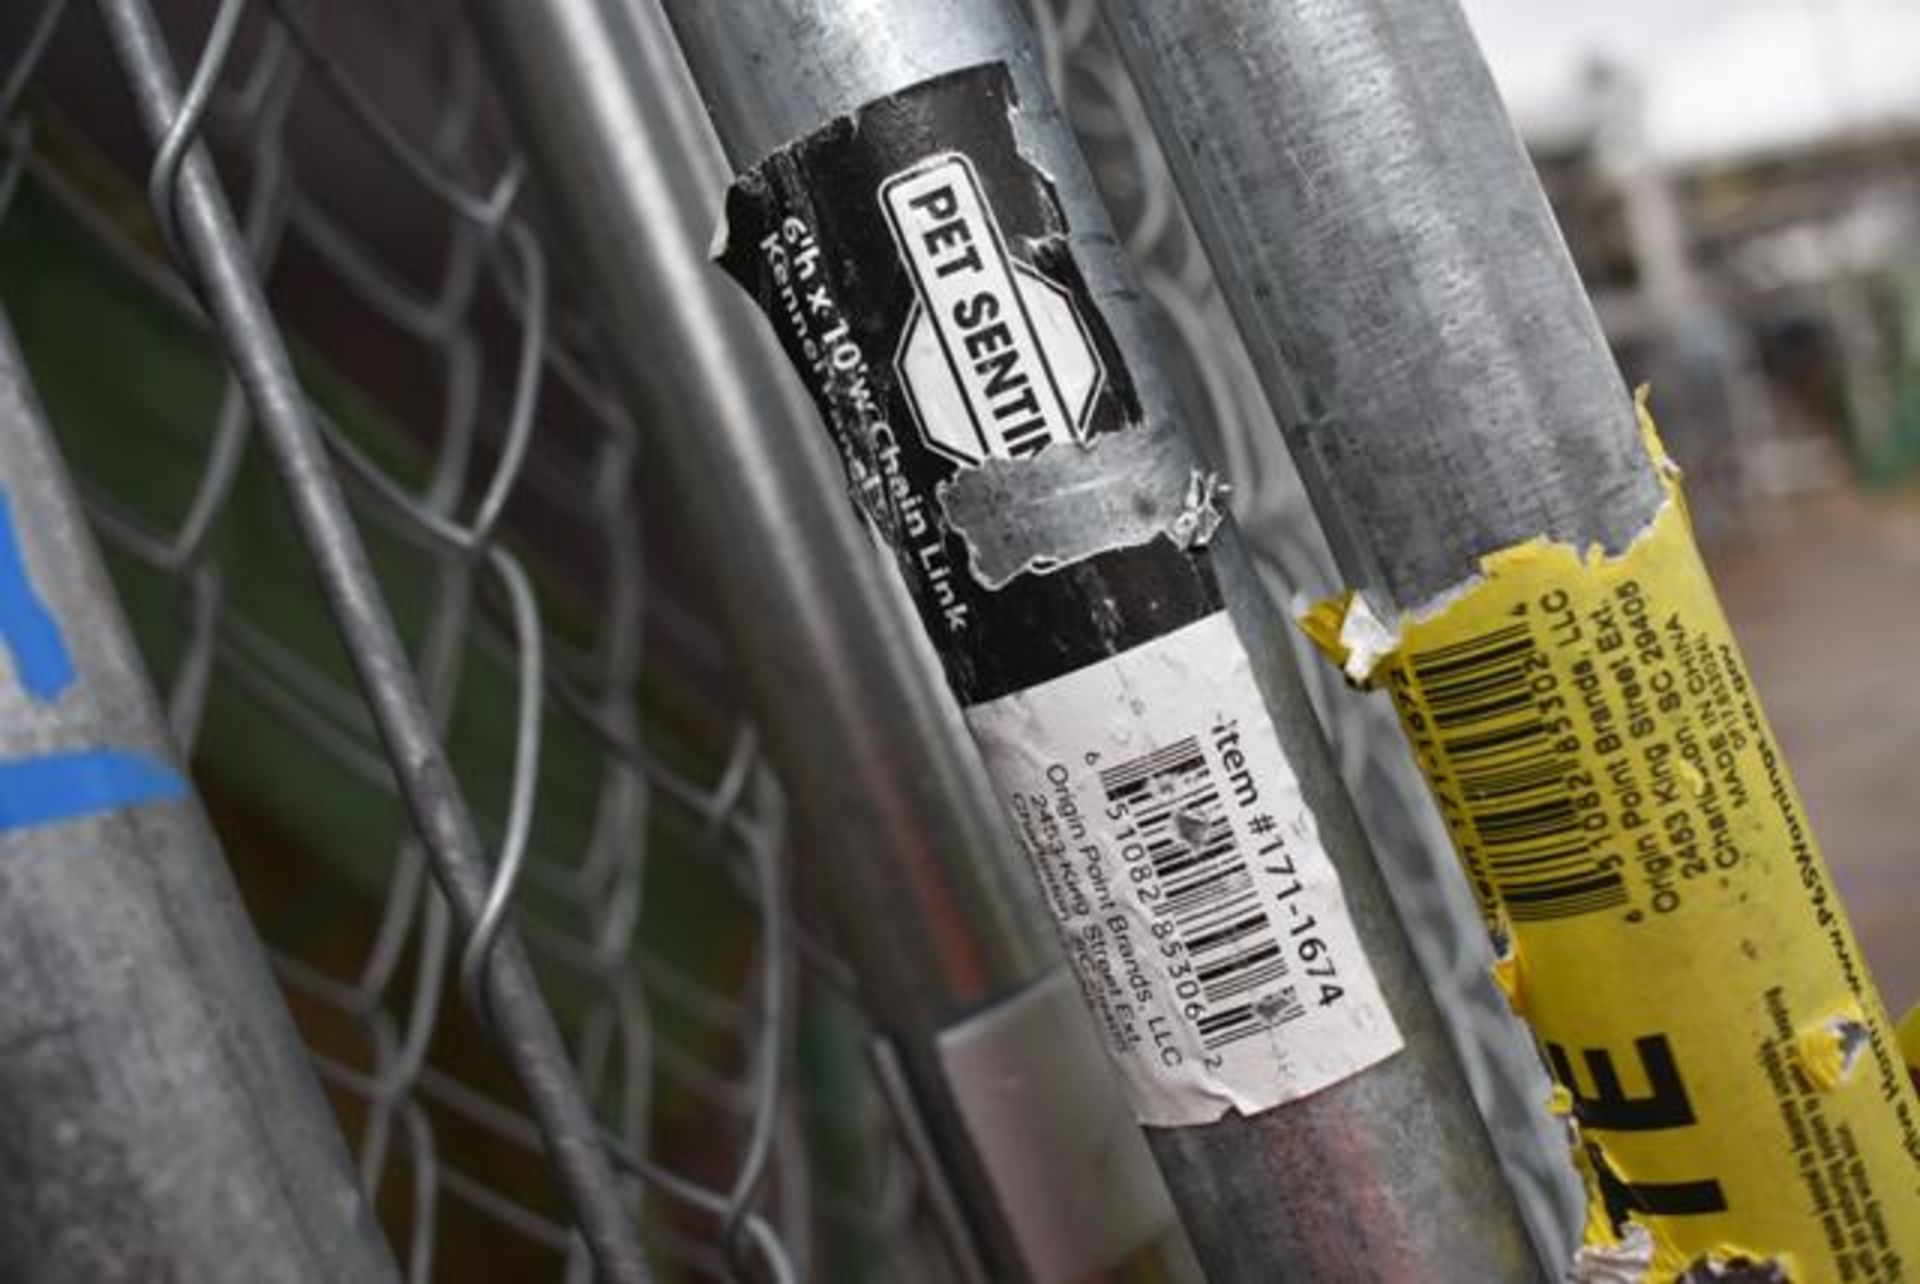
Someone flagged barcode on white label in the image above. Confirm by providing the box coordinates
[965,611,1402,1127]
[1098,740,1297,1045]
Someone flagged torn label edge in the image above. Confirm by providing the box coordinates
[1298,387,1679,686]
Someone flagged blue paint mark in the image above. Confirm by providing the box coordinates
[0,489,75,702]
[0,485,187,834]
[0,749,185,832]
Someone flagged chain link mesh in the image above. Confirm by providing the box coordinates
[3,2,838,1279]
[0,0,1578,1277]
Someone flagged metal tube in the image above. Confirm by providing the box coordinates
[657,1,1540,1278]
[464,4,1187,1281]
[1094,0,1661,610]
[0,308,399,1283]
[1097,3,1920,1277]
[90,4,652,1280]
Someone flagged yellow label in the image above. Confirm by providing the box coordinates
[1306,403,1920,1279]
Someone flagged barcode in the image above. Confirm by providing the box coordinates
[1100,737,1302,1051]
[1409,624,1627,922]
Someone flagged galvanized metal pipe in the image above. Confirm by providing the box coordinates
[465,4,1187,1281]
[91,3,653,1280]
[0,309,399,1283]
[1098,4,1920,1278]
[657,1,1540,1278]
[1094,0,1662,610]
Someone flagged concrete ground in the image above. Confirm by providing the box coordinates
[1706,484,1920,1017]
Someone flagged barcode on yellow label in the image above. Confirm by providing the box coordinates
[1407,623,1629,923]
[1313,408,1920,1280]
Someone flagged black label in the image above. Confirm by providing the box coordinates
[718,63,1219,704]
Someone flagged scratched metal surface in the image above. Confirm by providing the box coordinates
[0,305,399,1282]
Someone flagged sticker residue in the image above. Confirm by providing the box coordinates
[938,429,1222,589]
[967,612,1401,1126]
[1304,398,1920,1278]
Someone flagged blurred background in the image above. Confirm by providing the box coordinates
[1465,0,1920,1017]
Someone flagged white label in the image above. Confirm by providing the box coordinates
[965,612,1403,1126]
[881,153,1102,465]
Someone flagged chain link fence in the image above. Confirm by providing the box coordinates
[0,0,1578,1278]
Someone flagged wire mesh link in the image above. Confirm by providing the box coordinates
[0,0,961,1278]
[2,0,1581,1277]
[1027,0,1587,1258]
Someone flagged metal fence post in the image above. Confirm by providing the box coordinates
[464,4,1189,1282]
[653,1,1543,1278]
[1096,1,1920,1277]
[0,308,399,1283]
